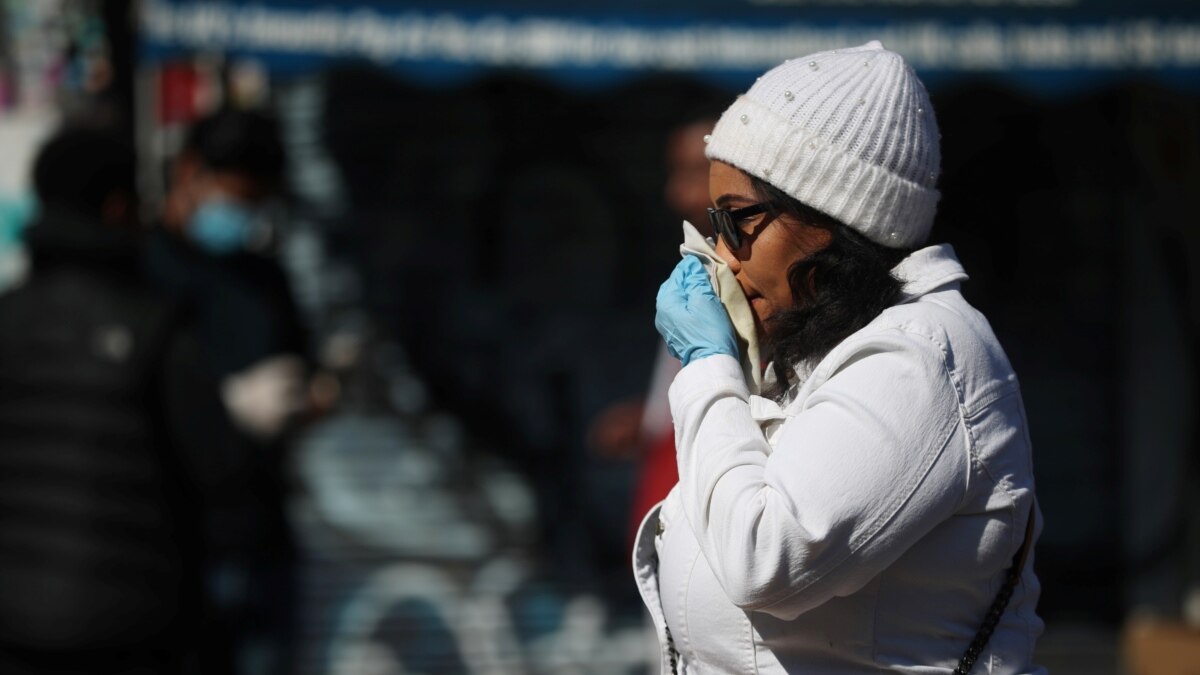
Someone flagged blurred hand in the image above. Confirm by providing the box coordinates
[221,354,307,441]
[655,256,737,367]
[587,398,645,459]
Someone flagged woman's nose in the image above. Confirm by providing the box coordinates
[715,236,742,273]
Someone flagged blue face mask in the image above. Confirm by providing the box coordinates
[187,199,257,255]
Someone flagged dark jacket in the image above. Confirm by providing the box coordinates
[142,226,304,675]
[143,227,307,380]
[0,209,219,657]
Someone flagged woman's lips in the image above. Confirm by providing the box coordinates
[738,280,766,316]
[748,295,770,317]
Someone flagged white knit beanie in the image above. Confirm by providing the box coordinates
[705,41,940,249]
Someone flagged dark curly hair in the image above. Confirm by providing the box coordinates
[749,176,912,398]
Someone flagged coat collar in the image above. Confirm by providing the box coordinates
[892,243,969,303]
[25,206,141,276]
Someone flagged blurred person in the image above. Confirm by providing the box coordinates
[150,107,307,414]
[629,114,720,536]
[588,112,721,542]
[0,122,230,674]
[663,116,719,231]
[145,107,308,675]
[635,42,1044,672]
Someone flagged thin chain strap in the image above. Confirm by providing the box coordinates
[665,626,680,674]
[953,503,1037,675]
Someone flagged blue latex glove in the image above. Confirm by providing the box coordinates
[655,255,739,367]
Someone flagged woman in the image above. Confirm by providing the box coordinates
[634,42,1045,674]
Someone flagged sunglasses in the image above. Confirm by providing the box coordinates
[707,202,773,250]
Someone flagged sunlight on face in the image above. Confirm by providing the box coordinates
[708,160,832,334]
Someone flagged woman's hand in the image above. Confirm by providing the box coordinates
[655,256,738,367]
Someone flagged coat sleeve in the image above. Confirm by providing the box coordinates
[669,327,969,620]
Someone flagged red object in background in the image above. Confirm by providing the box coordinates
[157,62,200,125]
[629,428,678,545]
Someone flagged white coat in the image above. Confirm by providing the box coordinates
[633,244,1046,674]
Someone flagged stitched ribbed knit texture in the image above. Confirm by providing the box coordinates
[705,41,940,249]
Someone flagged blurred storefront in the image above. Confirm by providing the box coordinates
[0,0,120,290]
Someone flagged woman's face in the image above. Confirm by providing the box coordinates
[709,160,832,334]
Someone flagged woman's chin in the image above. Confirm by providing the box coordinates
[750,299,773,332]
[751,309,771,339]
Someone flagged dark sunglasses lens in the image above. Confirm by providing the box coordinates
[707,207,741,250]
[718,216,740,249]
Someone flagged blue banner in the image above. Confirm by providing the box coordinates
[140,0,1200,92]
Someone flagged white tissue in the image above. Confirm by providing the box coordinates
[679,220,762,394]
